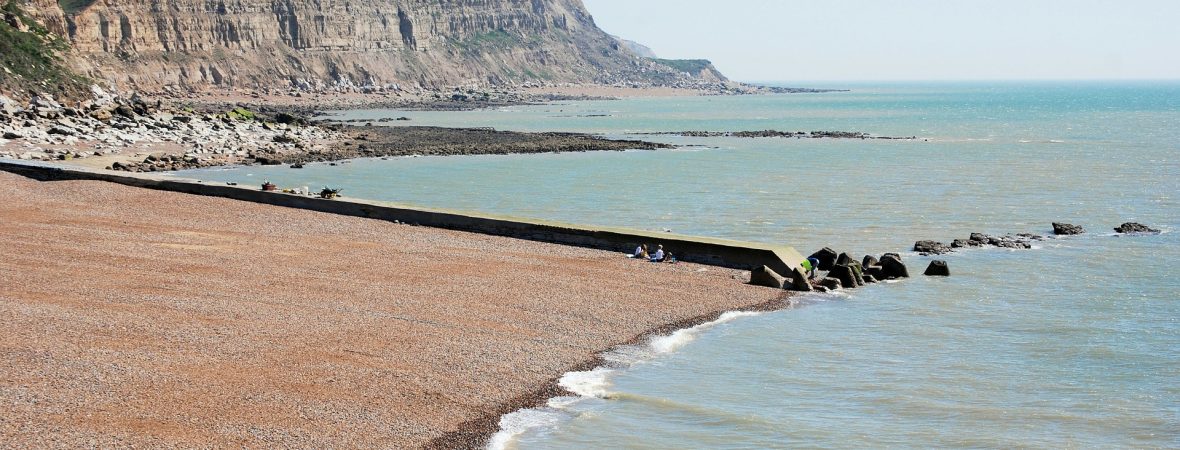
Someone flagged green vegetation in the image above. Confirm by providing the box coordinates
[57,0,97,15]
[226,107,256,121]
[0,0,89,99]
[648,58,714,74]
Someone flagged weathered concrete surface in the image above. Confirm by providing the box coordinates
[0,160,807,278]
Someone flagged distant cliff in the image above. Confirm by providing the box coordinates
[5,0,727,96]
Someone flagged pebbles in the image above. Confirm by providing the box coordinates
[0,172,784,448]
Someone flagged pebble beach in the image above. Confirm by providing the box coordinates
[0,171,788,448]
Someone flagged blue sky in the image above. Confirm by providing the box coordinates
[582,0,1180,82]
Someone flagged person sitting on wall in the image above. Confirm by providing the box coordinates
[650,245,666,262]
[632,244,649,259]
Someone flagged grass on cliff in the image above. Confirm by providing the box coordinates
[0,0,89,100]
[649,58,714,75]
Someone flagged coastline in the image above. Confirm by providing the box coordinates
[0,170,790,448]
[429,294,795,448]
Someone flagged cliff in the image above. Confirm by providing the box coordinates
[10,0,724,95]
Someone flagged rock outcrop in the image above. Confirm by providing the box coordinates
[1114,222,1160,234]
[1052,222,1085,235]
[19,0,728,94]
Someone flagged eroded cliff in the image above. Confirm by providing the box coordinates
[18,0,720,94]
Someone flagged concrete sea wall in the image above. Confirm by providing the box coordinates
[0,160,806,277]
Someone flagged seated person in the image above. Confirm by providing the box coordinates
[632,244,649,259]
[650,245,666,262]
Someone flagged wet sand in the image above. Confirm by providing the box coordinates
[0,171,788,448]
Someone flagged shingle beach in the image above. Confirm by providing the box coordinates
[0,171,789,448]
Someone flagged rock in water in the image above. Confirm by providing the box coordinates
[749,266,786,289]
[924,260,950,276]
[879,254,910,279]
[1114,222,1160,234]
[836,252,856,266]
[914,240,951,255]
[862,255,879,268]
[819,277,843,291]
[1052,222,1085,235]
[808,247,839,271]
[828,264,860,288]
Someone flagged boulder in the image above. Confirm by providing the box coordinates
[90,108,113,122]
[951,239,970,248]
[47,126,76,136]
[114,105,136,118]
[914,240,951,255]
[924,260,950,276]
[866,265,885,280]
[2,131,21,140]
[836,252,856,266]
[1052,222,1084,235]
[808,247,839,271]
[787,266,813,292]
[1114,222,1159,234]
[862,255,878,268]
[879,254,910,279]
[819,277,842,291]
[849,261,865,286]
[828,264,861,288]
[862,274,878,283]
[749,265,785,289]
[0,94,17,114]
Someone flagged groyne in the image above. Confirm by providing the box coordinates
[0,159,807,277]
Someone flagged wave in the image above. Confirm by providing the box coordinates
[486,310,764,449]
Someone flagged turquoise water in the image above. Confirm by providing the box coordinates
[175,82,1180,448]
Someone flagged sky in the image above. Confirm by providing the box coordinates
[581,0,1180,82]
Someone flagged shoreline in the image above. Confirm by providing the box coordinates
[0,170,793,448]
[444,294,797,449]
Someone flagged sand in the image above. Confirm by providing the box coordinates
[0,171,788,448]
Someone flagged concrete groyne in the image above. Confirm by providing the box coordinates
[0,159,807,277]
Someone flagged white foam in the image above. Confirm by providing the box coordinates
[650,311,761,354]
[486,407,568,450]
[558,367,615,398]
[485,309,765,449]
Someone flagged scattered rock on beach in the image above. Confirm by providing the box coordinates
[924,260,950,276]
[787,266,813,292]
[1052,222,1085,235]
[1114,222,1160,234]
[749,266,785,289]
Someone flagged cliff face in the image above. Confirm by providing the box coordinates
[23,0,708,93]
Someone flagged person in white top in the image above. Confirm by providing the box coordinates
[633,244,649,259]
[650,245,665,262]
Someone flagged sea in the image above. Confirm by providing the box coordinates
[174,81,1180,448]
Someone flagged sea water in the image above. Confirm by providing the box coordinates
[175,82,1180,448]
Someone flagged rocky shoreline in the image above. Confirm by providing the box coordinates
[0,87,672,172]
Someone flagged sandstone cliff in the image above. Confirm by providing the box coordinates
[14,0,723,94]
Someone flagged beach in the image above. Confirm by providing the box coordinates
[0,170,789,448]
